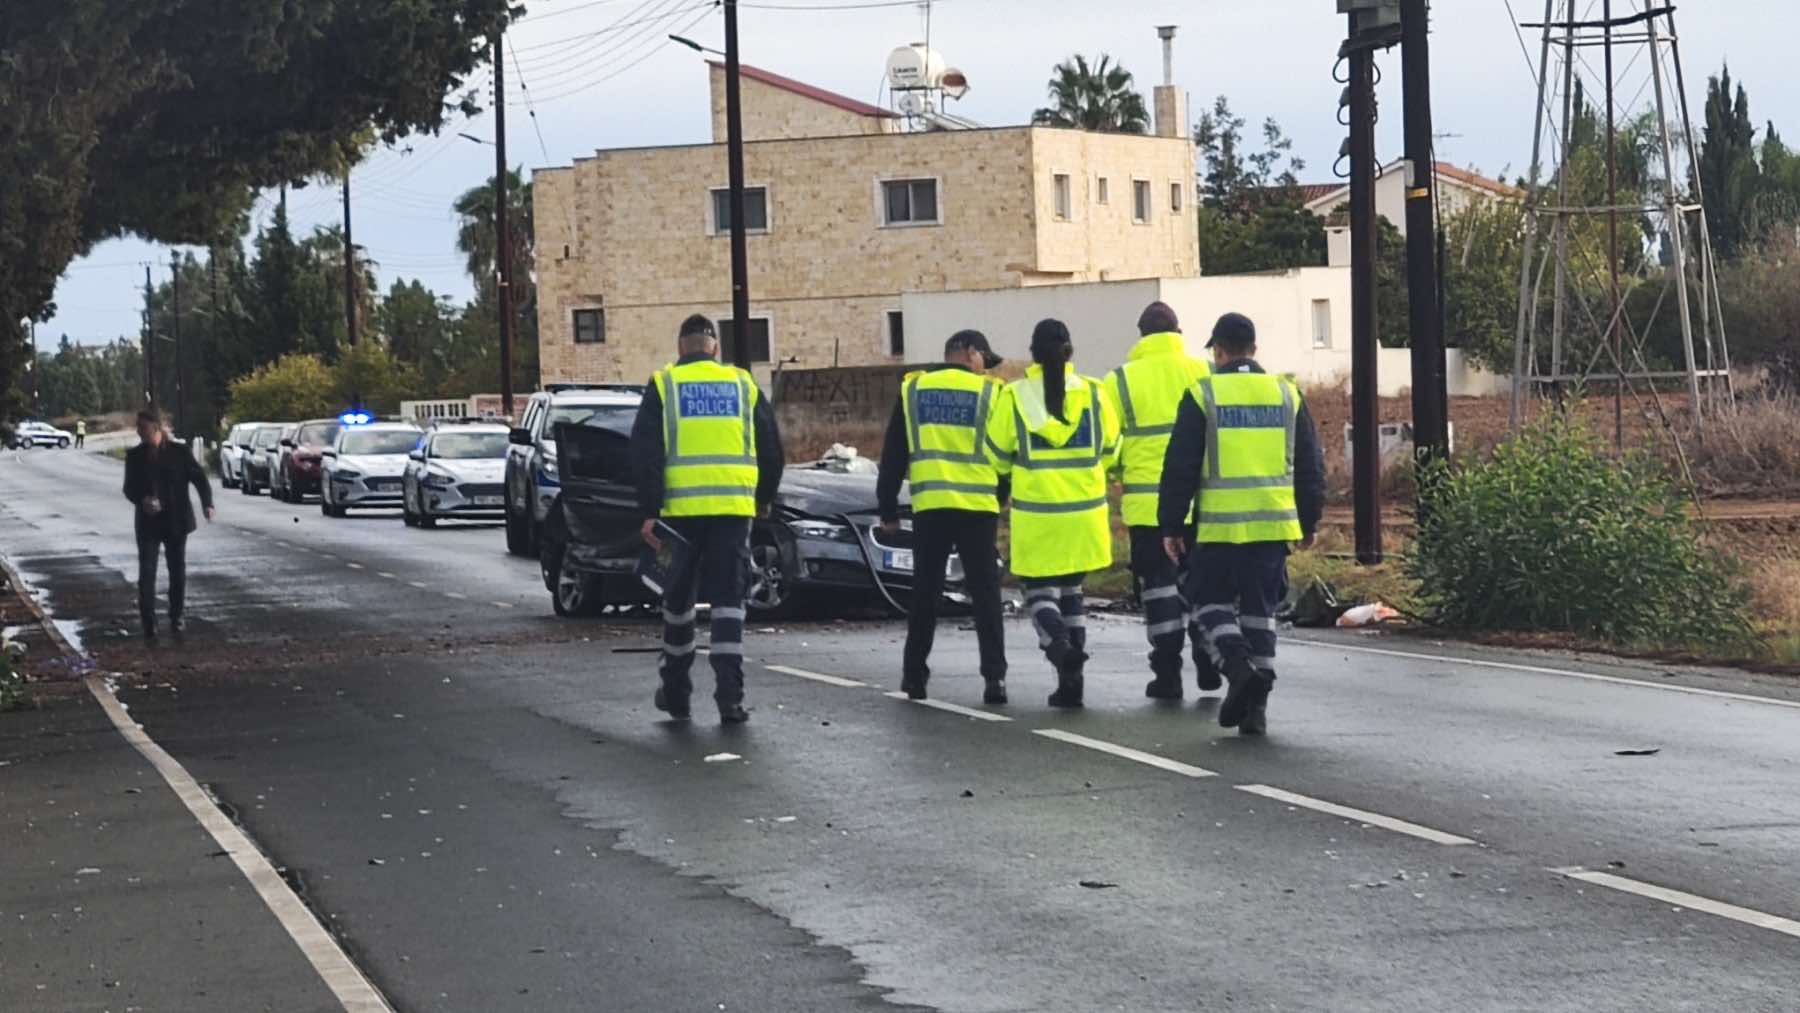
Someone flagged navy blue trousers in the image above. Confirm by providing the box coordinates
[1184,542,1289,675]
[658,517,751,707]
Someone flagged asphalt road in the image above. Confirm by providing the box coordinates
[3,446,1799,1013]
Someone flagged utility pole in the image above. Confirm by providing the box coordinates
[143,264,156,407]
[1400,0,1447,465]
[723,0,752,370]
[171,250,186,439]
[494,36,515,418]
[1341,0,1398,565]
[343,170,358,349]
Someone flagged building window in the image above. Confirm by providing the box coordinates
[573,307,605,345]
[720,317,772,364]
[1311,299,1333,349]
[1097,177,1110,205]
[1132,179,1152,223]
[1053,173,1072,220]
[881,178,940,226]
[886,311,905,357]
[1170,182,1184,213]
[710,186,769,234]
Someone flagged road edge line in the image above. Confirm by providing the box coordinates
[1551,866,1800,940]
[84,674,396,1013]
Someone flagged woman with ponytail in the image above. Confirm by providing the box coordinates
[984,319,1121,708]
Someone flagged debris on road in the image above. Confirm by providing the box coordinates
[1078,880,1119,890]
[1613,748,1661,756]
[1337,602,1401,628]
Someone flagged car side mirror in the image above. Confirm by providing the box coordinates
[322,449,338,459]
[509,428,532,446]
[408,449,425,462]
[280,438,295,448]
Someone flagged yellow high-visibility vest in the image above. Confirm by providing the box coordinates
[654,359,759,518]
[1189,371,1303,544]
[986,364,1121,577]
[1104,331,1211,527]
[901,367,1002,513]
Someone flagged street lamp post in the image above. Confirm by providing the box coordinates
[672,8,752,370]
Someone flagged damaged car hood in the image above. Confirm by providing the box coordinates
[775,466,905,516]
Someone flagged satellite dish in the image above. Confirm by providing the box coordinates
[897,91,926,116]
[940,68,969,101]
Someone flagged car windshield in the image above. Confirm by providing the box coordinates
[297,422,341,446]
[251,427,282,449]
[431,432,509,459]
[551,403,637,431]
[340,430,419,455]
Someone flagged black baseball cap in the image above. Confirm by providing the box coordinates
[945,329,1002,369]
[679,313,717,339]
[1206,312,1257,352]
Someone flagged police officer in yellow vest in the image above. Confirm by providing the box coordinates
[987,319,1121,709]
[877,330,1010,704]
[630,314,785,724]
[1103,302,1219,702]
[1159,313,1325,735]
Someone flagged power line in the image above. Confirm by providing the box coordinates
[508,0,697,92]
[508,36,556,166]
[511,5,714,104]
[511,0,709,55]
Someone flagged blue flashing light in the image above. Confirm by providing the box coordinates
[339,410,373,426]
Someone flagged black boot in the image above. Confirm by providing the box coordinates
[1194,653,1223,693]
[653,686,690,721]
[718,702,750,725]
[169,614,185,635]
[983,677,1008,705]
[1219,658,1272,729]
[1145,670,1184,701]
[899,673,929,700]
[142,615,157,640]
[1047,650,1087,709]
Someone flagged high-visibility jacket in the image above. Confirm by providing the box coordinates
[653,359,760,517]
[1189,371,1303,544]
[987,364,1121,577]
[901,367,1003,513]
[1103,331,1211,527]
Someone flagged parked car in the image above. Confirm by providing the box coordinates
[218,422,269,489]
[319,421,422,517]
[8,421,74,449]
[538,414,962,618]
[504,384,643,557]
[402,423,510,528]
[239,424,286,494]
[273,418,342,502]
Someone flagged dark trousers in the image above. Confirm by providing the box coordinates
[902,509,1006,683]
[658,517,751,707]
[1185,542,1288,676]
[1129,527,1218,684]
[1022,572,1087,668]
[136,529,188,624]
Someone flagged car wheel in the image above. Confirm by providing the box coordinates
[402,494,418,527]
[745,532,794,618]
[504,497,529,556]
[550,553,602,618]
[58,438,70,449]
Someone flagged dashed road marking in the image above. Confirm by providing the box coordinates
[1552,867,1800,939]
[883,691,1012,722]
[346,562,364,570]
[1236,784,1475,846]
[491,601,515,609]
[1287,638,1800,711]
[377,571,397,579]
[407,581,428,589]
[766,664,865,688]
[444,592,468,600]
[1032,729,1217,778]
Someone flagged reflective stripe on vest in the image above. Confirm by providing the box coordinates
[1191,372,1302,543]
[657,361,758,517]
[902,369,1000,513]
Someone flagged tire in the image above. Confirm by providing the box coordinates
[58,438,69,449]
[417,507,437,530]
[401,494,418,527]
[504,497,529,556]
[745,530,796,619]
[548,548,602,618]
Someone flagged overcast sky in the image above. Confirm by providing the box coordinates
[42,0,1785,349]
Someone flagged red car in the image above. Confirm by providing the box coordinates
[273,418,343,503]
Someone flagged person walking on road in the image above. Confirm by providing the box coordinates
[631,314,785,725]
[877,330,1009,704]
[123,405,214,638]
[987,320,1120,709]
[74,418,86,449]
[1158,313,1325,735]
[1102,302,1218,702]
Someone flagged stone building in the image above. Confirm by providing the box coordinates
[532,60,1198,386]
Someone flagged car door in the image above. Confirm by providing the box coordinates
[552,417,644,573]
[508,396,542,511]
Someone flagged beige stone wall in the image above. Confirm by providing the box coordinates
[1027,127,1199,283]
[709,65,896,143]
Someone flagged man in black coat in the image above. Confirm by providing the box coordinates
[123,407,215,637]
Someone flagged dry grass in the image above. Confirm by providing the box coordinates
[1680,389,1800,499]
[1285,528,1420,614]
[1747,552,1800,664]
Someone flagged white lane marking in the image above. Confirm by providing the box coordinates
[765,664,865,688]
[84,676,394,1012]
[407,581,428,590]
[377,572,397,580]
[345,562,364,570]
[491,601,514,609]
[883,691,1012,722]
[1235,784,1475,846]
[1286,637,1800,712]
[444,592,468,600]
[1032,729,1216,778]
[1552,867,1800,939]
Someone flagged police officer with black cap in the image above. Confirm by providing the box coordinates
[877,330,1009,703]
[1158,313,1326,735]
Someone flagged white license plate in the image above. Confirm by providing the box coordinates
[473,495,503,506]
[883,549,914,573]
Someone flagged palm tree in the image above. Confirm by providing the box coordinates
[452,169,534,295]
[1031,55,1149,134]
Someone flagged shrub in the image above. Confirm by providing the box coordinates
[227,354,338,423]
[1408,412,1757,652]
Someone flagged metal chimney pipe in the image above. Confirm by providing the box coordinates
[1156,25,1177,86]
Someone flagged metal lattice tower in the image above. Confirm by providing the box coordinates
[1508,0,1734,439]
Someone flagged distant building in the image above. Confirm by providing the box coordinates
[532,59,1197,385]
[1302,160,1523,268]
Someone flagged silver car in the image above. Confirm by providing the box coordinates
[218,421,270,489]
[402,423,510,528]
[319,421,422,517]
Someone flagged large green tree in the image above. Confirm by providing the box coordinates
[1698,64,1762,258]
[1,0,515,430]
[1030,55,1149,134]
[1193,96,1325,275]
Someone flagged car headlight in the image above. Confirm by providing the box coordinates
[423,467,457,489]
[334,469,363,481]
[787,519,857,543]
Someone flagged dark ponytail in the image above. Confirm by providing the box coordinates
[1030,319,1073,422]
